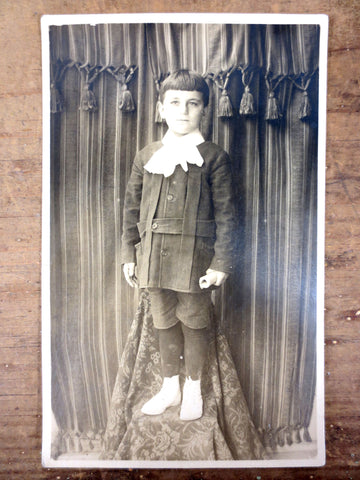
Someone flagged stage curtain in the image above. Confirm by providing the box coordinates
[49,22,319,454]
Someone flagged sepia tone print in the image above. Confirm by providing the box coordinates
[41,14,328,468]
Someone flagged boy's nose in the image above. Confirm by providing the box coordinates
[180,102,189,114]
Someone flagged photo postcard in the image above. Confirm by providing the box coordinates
[41,12,328,469]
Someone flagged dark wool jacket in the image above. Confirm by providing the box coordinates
[121,140,237,293]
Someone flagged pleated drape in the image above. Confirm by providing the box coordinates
[49,22,320,452]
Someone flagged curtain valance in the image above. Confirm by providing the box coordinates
[51,23,318,73]
[50,23,144,66]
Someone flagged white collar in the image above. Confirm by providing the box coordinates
[161,129,205,148]
[144,130,205,177]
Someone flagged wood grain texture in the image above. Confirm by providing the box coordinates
[0,0,359,478]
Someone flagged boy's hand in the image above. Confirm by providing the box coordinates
[123,262,138,288]
[199,269,228,289]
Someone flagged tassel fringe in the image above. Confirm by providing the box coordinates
[119,85,135,112]
[239,85,255,116]
[298,91,311,120]
[265,91,282,121]
[50,63,314,123]
[260,425,313,450]
[218,91,233,118]
[80,84,97,112]
[56,429,104,457]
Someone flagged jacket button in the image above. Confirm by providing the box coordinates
[152,223,158,230]
[167,194,174,201]
[160,249,168,256]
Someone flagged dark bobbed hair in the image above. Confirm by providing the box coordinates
[159,69,209,108]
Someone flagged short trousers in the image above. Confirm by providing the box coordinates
[147,288,213,330]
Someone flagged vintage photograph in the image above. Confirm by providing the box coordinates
[41,13,328,468]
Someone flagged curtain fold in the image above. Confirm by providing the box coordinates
[145,23,264,76]
[49,22,320,454]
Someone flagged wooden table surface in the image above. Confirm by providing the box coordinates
[1,1,359,479]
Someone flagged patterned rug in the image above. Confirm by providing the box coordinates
[101,291,266,461]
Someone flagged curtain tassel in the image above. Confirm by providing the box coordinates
[80,84,97,112]
[218,90,233,118]
[73,431,81,453]
[298,91,311,120]
[265,91,282,121]
[155,96,163,123]
[64,432,71,453]
[262,431,270,448]
[269,432,277,450]
[277,429,285,447]
[50,83,64,113]
[119,84,135,112]
[303,426,312,442]
[154,77,164,123]
[239,85,255,116]
[294,427,302,443]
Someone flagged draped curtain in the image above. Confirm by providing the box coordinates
[49,22,319,452]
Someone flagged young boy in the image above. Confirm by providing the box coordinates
[121,69,236,421]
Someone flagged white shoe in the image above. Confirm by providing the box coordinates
[180,377,203,421]
[141,375,181,415]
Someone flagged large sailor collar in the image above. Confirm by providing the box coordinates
[144,129,205,177]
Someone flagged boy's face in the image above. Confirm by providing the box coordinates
[160,90,205,137]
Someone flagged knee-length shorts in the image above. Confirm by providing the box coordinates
[147,288,212,330]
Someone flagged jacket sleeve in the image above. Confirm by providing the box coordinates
[120,153,143,264]
[208,150,237,274]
